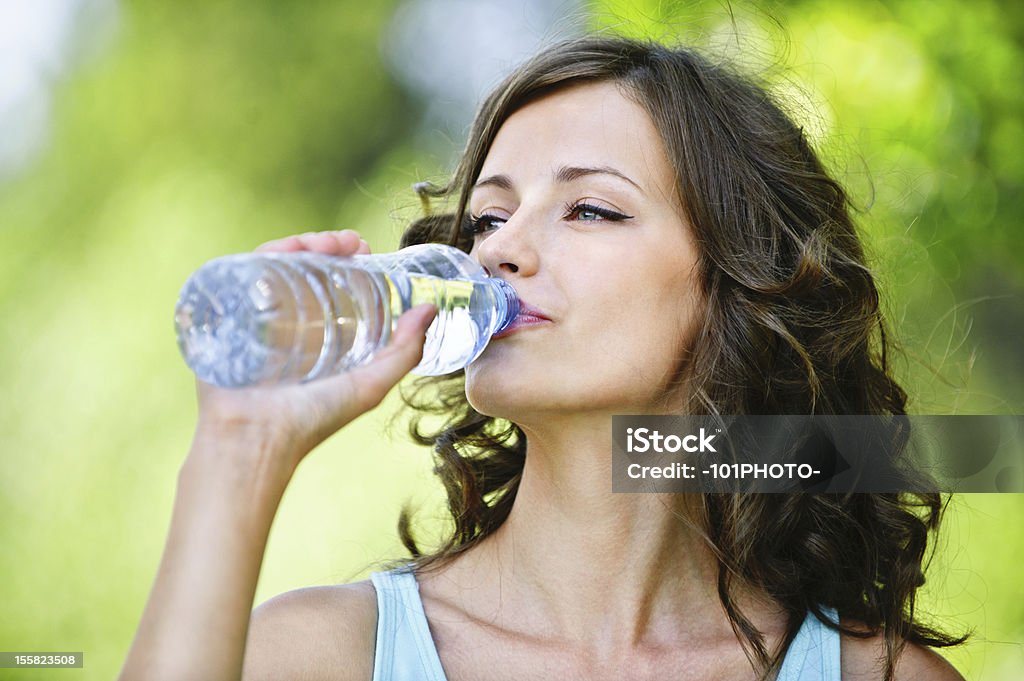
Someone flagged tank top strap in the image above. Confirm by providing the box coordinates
[370,566,449,681]
[775,607,842,681]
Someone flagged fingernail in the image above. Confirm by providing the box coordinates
[415,303,437,322]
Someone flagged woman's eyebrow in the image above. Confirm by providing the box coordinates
[473,166,644,194]
[473,174,515,191]
[554,165,644,194]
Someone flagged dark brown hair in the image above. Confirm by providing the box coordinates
[394,36,964,680]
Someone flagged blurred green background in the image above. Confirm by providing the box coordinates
[0,0,1021,678]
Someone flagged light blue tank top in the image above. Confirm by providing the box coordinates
[370,567,841,681]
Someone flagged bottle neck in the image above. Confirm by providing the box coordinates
[489,278,520,335]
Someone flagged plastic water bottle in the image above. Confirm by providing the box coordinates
[174,243,519,388]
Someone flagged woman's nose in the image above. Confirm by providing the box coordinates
[474,215,538,278]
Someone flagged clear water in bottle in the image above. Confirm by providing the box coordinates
[174,243,519,388]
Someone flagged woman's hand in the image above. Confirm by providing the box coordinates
[119,230,434,681]
[191,229,437,479]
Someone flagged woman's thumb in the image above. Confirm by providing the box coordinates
[345,303,437,410]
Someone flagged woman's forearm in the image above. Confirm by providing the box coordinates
[119,434,295,681]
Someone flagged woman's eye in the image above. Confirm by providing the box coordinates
[463,202,633,237]
[465,213,506,236]
[564,202,634,223]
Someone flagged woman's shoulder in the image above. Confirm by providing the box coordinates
[242,580,378,681]
[839,624,964,681]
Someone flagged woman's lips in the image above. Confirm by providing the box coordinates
[492,301,551,340]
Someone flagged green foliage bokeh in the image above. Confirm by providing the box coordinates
[0,1,1021,679]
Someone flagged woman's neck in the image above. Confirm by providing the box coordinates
[440,414,784,655]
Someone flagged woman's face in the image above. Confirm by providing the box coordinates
[465,81,702,422]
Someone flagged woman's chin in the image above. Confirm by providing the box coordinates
[464,375,516,418]
[465,363,539,419]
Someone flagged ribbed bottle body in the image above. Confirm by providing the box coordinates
[174,244,518,387]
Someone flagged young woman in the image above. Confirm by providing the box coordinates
[121,36,965,681]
